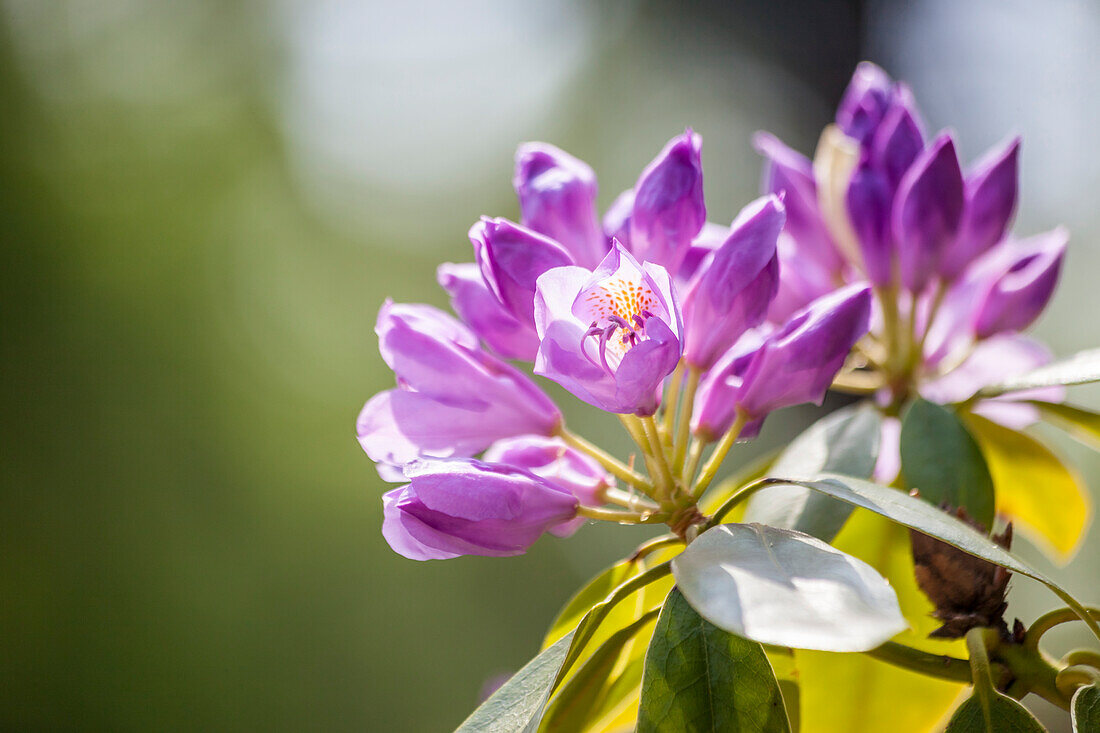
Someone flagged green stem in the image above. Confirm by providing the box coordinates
[577,505,659,523]
[640,415,676,500]
[602,487,659,512]
[1057,665,1100,698]
[966,627,997,720]
[682,438,705,488]
[1063,649,1100,670]
[865,641,975,684]
[661,361,685,436]
[1025,607,1100,651]
[558,428,654,495]
[691,410,749,499]
[672,367,702,475]
[628,534,682,562]
[705,476,777,524]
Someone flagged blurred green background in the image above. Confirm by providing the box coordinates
[2,1,1098,730]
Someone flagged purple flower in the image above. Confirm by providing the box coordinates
[602,188,635,249]
[483,435,611,507]
[514,143,608,268]
[470,217,575,326]
[381,459,579,560]
[692,285,872,438]
[754,132,843,275]
[357,302,561,466]
[941,137,1020,281]
[681,195,783,369]
[836,62,895,143]
[972,228,1067,339]
[894,133,965,292]
[533,242,682,415]
[437,262,540,360]
[629,129,706,276]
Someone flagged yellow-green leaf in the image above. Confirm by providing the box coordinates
[963,413,1091,563]
[796,509,966,733]
[1032,400,1100,451]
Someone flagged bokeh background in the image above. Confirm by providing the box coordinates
[3,0,1099,730]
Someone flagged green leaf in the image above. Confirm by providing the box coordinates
[456,631,575,733]
[1032,401,1100,451]
[543,560,640,648]
[978,347,1100,398]
[943,690,1046,732]
[796,509,966,733]
[1073,684,1100,733]
[637,589,790,733]
[745,403,881,541]
[764,647,801,732]
[539,608,661,732]
[552,562,673,692]
[672,523,906,652]
[900,399,995,529]
[963,413,1091,563]
[767,473,1100,642]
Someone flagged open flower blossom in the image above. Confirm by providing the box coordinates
[358,128,873,559]
[755,62,1068,456]
[534,242,682,415]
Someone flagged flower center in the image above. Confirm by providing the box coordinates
[577,277,661,372]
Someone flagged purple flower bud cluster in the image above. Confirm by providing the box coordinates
[757,62,1068,432]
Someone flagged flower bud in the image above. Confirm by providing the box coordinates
[469,217,574,325]
[894,133,964,292]
[483,435,611,508]
[973,229,1066,339]
[754,132,842,274]
[629,129,706,275]
[868,84,924,189]
[381,459,579,560]
[681,195,783,369]
[940,136,1021,281]
[514,143,608,268]
[437,262,539,360]
[357,302,561,465]
[836,62,894,143]
[602,188,634,249]
[734,284,872,419]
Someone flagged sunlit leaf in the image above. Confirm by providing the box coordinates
[540,608,660,732]
[637,589,790,733]
[745,403,881,541]
[672,523,906,652]
[900,399,995,529]
[796,509,966,733]
[543,561,640,649]
[768,473,1100,641]
[1032,401,1100,451]
[456,630,575,733]
[978,348,1100,397]
[765,646,801,732]
[943,690,1045,732]
[1073,684,1100,733]
[963,413,1091,563]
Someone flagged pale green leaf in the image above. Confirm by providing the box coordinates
[744,403,881,542]
[796,509,966,733]
[543,561,639,649]
[638,589,790,733]
[672,523,906,652]
[1033,401,1100,451]
[767,473,1100,642]
[978,348,1100,397]
[455,631,575,733]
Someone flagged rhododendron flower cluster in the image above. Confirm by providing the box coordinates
[358,129,871,560]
